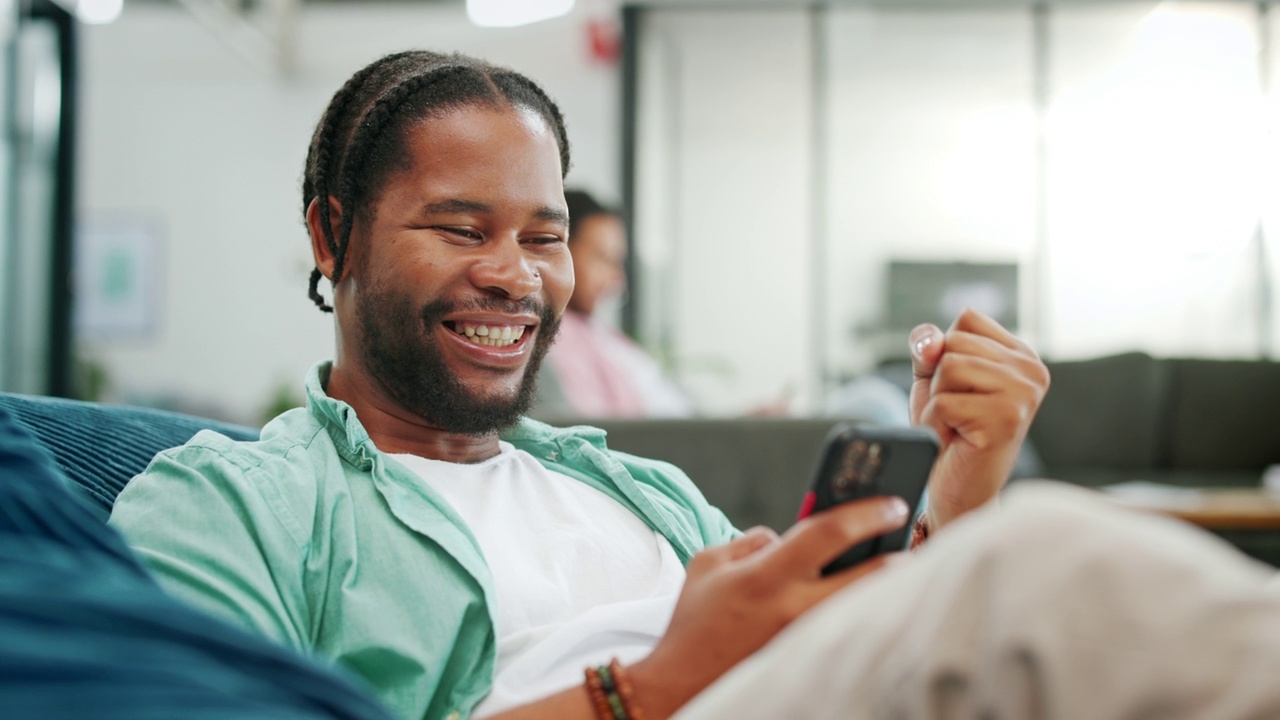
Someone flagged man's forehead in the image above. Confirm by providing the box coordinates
[404,103,555,152]
[384,106,567,223]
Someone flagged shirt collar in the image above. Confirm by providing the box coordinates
[301,360,609,464]
[303,361,379,469]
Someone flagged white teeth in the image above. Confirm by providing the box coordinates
[454,322,526,348]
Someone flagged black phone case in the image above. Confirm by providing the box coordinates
[803,423,939,575]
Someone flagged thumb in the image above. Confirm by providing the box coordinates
[725,526,781,561]
[909,324,945,427]
[688,527,779,576]
[909,324,945,381]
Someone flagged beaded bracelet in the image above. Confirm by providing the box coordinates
[909,513,931,550]
[584,663,614,719]
[584,658,645,720]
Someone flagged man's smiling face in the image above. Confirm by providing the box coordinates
[338,103,573,434]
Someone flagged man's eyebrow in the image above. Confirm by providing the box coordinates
[423,199,492,216]
[536,206,570,226]
[421,199,568,227]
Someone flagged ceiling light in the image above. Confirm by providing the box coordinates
[466,0,574,28]
[76,0,123,25]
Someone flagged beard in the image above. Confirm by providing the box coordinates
[357,285,560,436]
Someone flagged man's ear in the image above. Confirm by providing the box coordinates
[306,196,346,281]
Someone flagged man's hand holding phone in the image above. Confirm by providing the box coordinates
[624,311,1047,718]
[631,495,911,718]
[797,424,939,574]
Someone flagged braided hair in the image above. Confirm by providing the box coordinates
[302,50,573,312]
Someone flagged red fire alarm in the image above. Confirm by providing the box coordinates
[586,16,621,64]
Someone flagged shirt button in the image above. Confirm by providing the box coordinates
[446,712,461,720]
[547,450,559,461]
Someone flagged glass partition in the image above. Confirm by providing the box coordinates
[632,9,815,415]
[821,5,1034,380]
[627,0,1278,415]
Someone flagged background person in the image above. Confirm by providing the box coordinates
[534,189,694,419]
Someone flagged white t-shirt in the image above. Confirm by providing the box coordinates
[392,443,687,718]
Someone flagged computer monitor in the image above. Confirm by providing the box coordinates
[884,261,1019,332]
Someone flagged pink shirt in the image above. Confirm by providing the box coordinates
[545,312,692,418]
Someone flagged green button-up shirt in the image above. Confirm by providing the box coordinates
[109,362,737,720]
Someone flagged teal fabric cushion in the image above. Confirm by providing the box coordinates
[0,403,392,720]
[0,393,258,520]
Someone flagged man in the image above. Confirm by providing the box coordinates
[109,50,1049,720]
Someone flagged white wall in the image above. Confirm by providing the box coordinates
[823,7,1035,376]
[635,10,815,415]
[78,2,620,422]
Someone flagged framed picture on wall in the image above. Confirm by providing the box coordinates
[73,218,163,341]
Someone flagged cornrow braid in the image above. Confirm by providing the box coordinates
[327,65,474,300]
[304,55,413,312]
[301,50,573,313]
[488,69,572,176]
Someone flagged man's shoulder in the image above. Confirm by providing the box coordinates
[122,408,343,517]
[154,406,330,472]
[113,406,350,549]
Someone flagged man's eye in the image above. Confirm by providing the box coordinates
[525,236,564,246]
[441,227,481,241]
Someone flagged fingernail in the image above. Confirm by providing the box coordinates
[885,497,909,522]
[913,335,932,358]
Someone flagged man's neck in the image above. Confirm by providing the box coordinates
[324,362,504,464]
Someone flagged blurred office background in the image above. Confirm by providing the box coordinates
[1,0,1278,423]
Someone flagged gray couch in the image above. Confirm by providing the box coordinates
[1027,352,1280,489]
[1023,352,1280,566]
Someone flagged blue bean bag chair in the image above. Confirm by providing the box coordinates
[0,392,258,519]
[0,392,392,720]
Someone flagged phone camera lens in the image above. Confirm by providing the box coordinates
[834,440,869,495]
[832,439,887,498]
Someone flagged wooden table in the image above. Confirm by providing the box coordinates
[1103,484,1280,530]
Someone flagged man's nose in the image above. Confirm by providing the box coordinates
[471,239,542,299]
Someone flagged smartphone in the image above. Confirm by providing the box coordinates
[796,423,939,575]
